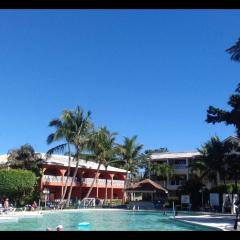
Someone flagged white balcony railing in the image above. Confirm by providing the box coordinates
[82,178,124,188]
[43,175,79,184]
[43,175,124,188]
[173,164,187,169]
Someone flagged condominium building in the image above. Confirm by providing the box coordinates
[150,151,200,197]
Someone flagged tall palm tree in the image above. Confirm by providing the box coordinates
[119,136,143,201]
[47,111,76,207]
[84,127,118,200]
[47,106,92,207]
[64,108,92,207]
[150,162,174,187]
[190,136,226,186]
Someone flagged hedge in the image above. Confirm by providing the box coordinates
[0,169,37,205]
[210,184,240,194]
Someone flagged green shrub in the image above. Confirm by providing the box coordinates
[210,184,240,194]
[0,169,37,206]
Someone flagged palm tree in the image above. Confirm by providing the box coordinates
[226,38,240,62]
[47,106,92,207]
[46,111,76,207]
[223,139,240,191]
[150,162,174,187]
[190,136,226,186]
[119,136,143,201]
[84,127,119,200]
[64,108,92,207]
[140,147,169,180]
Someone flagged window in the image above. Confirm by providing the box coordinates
[174,159,186,165]
[170,175,187,185]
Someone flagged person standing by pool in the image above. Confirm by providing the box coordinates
[4,198,9,209]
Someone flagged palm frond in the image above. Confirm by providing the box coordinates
[46,143,68,158]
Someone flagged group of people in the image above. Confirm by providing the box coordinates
[46,225,63,231]
[25,201,38,211]
[0,198,15,213]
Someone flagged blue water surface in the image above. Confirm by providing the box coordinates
[0,210,218,231]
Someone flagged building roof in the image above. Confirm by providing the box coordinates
[150,151,200,160]
[0,153,127,173]
[0,154,7,165]
[125,179,168,194]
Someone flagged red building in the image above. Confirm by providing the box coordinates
[40,154,127,203]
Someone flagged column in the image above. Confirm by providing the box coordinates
[166,159,169,186]
[41,167,47,190]
[59,169,67,199]
[122,175,127,204]
[110,174,115,203]
[96,172,100,198]
[79,171,85,200]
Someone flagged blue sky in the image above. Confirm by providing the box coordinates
[0,10,239,154]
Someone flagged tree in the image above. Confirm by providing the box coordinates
[47,106,92,207]
[118,136,143,203]
[206,38,240,136]
[149,162,174,187]
[206,84,240,137]
[84,127,119,200]
[6,144,43,177]
[190,136,227,186]
[0,169,37,206]
[178,176,205,210]
[144,147,168,154]
[119,136,143,182]
[226,38,240,62]
[47,110,77,207]
[223,139,240,191]
[141,147,169,179]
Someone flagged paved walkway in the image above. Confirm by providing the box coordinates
[175,214,239,231]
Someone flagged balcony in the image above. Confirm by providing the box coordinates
[173,164,187,169]
[42,175,124,188]
[42,175,80,186]
[82,178,124,188]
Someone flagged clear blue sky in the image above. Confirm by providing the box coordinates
[0,10,239,154]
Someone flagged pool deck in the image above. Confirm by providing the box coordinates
[174,214,239,231]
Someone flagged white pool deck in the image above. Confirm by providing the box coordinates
[0,209,239,231]
[174,214,239,231]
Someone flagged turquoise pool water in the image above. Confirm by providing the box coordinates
[0,210,218,231]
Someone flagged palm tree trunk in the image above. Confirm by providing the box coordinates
[223,172,226,186]
[235,177,238,192]
[104,165,108,205]
[66,148,79,207]
[59,143,71,207]
[216,172,220,185]
[84,162,101,199]
[123,169,129,203]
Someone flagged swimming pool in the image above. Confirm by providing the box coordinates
[0,210,219,231]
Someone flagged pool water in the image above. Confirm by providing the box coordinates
[0,210,218,231]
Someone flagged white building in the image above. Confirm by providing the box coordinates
[150,151,200,197]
